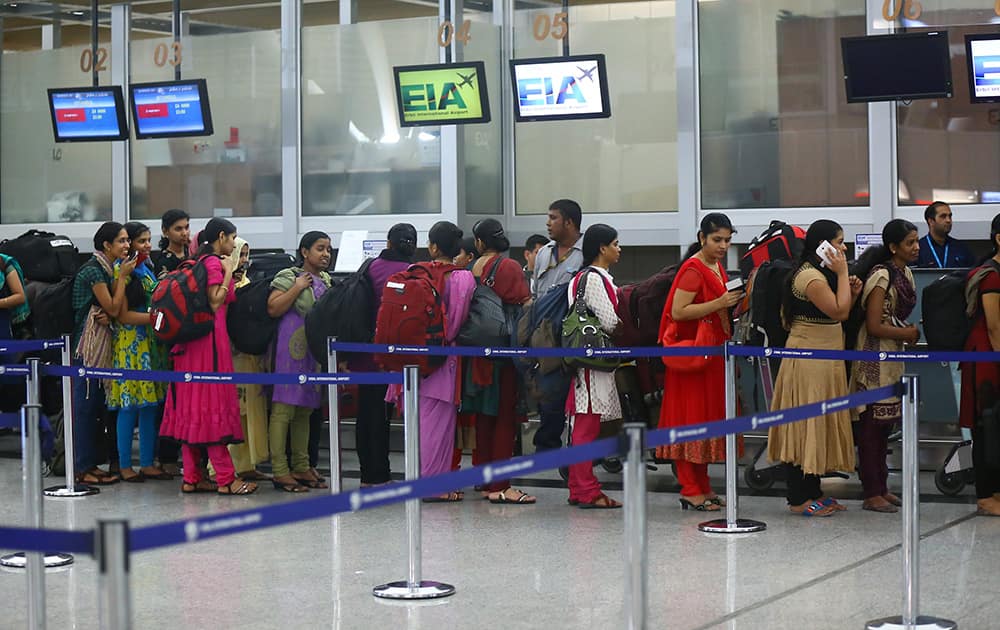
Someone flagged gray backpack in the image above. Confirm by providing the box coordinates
[457,258,518,349]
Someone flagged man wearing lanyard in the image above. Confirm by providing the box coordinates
[915,201,975,269]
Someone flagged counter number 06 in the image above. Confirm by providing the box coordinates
[533,11,568,41]
[881,0,921,21]
[438,20,472,47]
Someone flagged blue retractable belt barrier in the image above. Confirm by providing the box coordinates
[41,365,403,386]
[0,526,94,555]
[0,339,64,354]
[727,344,1000,363]
[329,341,724,359]
[1,381,901,554]
[126,382,897,552]
[0,364,29,376]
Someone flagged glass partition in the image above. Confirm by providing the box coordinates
[513,2,677,215]
[698,0,869,209]
[896,20,1000,206]
[301,18,443,216]
[464,16,503,215]
[1,45,113,224]
[129,29,283,220]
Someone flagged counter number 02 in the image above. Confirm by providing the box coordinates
[80,47,109,73]
[438,20,472,47]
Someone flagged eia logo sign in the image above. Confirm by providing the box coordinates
[511,55,610,121]
[394,62,490,126]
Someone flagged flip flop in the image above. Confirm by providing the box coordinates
[121,471,145,483]
[794,501,835,517]
[863,502,898,513]
[578,493,622,510]
[181,481,216,494]
[76,471,118,486]
[422,492,463,503]
[143,469,174,481]
[218,480,258,496]
[489,489,536,505]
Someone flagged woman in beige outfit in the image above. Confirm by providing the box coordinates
[768,220,862,517]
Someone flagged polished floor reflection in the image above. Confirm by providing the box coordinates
[1,452,996,630]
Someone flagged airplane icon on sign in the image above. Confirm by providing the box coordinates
[456,72,476,89]
[576,65,597,82]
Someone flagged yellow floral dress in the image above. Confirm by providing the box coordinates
[107,262,166,410]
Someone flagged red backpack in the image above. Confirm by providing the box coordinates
[614,264,679,348]
[374,262,458,376]
[738,221,806,280]
[150,255,217,345]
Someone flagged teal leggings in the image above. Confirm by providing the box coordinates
[117,406,158,469]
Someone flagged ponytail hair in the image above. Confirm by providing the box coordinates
[852,219,918,282]
[195,217,237,257]
[581,224,618,267]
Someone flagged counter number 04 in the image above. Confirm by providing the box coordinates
[533,11,568,41]
[438,20,472,47]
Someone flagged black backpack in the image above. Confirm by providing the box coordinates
[457,258,517,349]
[27,278,75,339]
[227,276,280,355]
[305,258,376,364]
[922,262,998,351]
[247,252,296,283]
[0,230,80,283]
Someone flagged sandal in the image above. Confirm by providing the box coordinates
[578,493,622,510]
[422,491,463,503]
[489,488,536,505]
[218,480,258,496]
[181,480,216,494]
[292,474,328,489]
[142,467,174,481]
[76,470,118,486]
[791,501,835,517]
[820,496,848,512]
[237,470,272,482]
[862,500,898,513]
[707,495,726,507]
[883,493,902,507]
[121,469,145,483]
[273,478,309,493]
[679,498,720,512]
[309,468,327,483]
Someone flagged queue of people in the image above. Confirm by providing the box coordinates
[4,200,997,517]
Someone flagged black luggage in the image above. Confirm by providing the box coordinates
[0,230,80,283]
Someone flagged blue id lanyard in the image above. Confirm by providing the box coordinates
[925,235,948,268]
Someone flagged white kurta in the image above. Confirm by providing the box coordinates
[567,267,622,422]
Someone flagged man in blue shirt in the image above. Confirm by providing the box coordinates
[915,201,975,269]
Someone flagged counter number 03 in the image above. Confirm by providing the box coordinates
[533,11,568,41]
[438,20,472,47]
[154,41,183,67]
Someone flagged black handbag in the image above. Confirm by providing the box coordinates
[458,258,514,349]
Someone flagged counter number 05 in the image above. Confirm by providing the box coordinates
[533,11,568,41]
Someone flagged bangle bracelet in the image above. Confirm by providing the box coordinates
[220,286,229,292]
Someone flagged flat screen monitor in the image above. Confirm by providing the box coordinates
[965,33,1000,103]
[841,31,952,103]
[393,61,491,127]
[47,86,129,142]
[510,54,611,122]
[129,79,214,139]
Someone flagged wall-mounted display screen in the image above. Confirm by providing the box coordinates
[841,31,952,103]
[393,61,491,127]
[510,54,611,122]
[965,33,1000,103]
[47,86,129,142]
[129,78,214,139]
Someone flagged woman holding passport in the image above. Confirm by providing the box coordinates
[657,213,742,511]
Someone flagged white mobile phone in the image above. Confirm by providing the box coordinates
[725,278,745,292]
[816,240,837,268]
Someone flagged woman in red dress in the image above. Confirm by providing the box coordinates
[657,213,742,511]
[960,213,1000,517]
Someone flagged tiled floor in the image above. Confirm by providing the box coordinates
[1,448,995,630]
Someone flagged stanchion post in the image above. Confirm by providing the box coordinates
[699,343,766,534]
[865,375,956,630]
[22,404,46,629]
[97,520,132,630]
[327,336,342,494]
[373,365,455,600]
[623,423,647,630]
[44,334,98,498]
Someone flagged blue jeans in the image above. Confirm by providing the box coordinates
[72,358,106,473]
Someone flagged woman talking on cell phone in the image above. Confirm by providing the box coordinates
[768,220,861,517]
